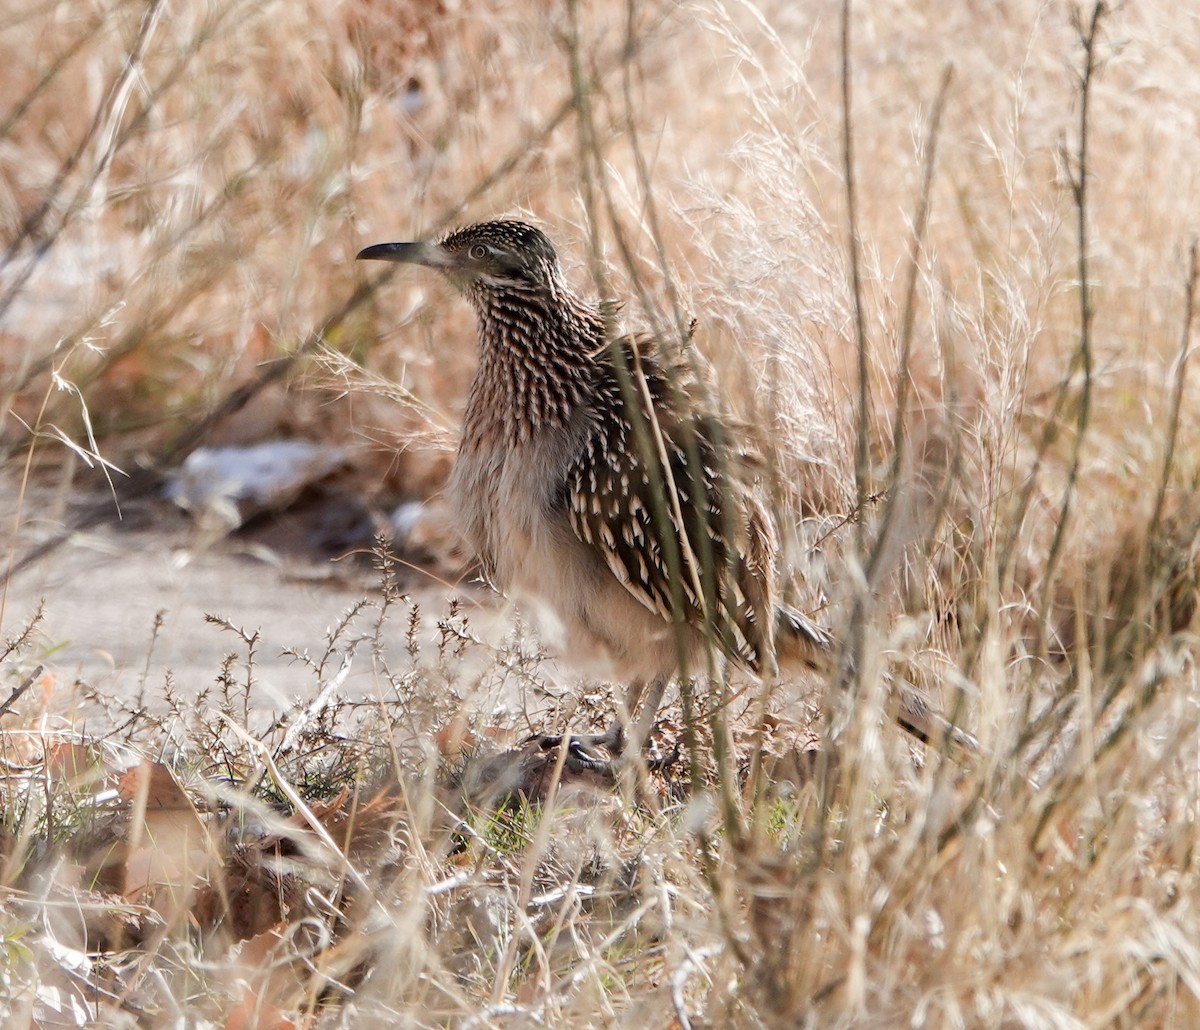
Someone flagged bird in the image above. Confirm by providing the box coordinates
[357,220,966,755]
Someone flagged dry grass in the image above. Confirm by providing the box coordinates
[3,0,1200,1026]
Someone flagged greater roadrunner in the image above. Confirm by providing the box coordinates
[358,220,960,752]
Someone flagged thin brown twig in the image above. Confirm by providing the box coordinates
[865,65,954,587]
[840,0,870,555]
[1149,240,1199,539]
[0,664,42,720]
[1038,1,1105,615]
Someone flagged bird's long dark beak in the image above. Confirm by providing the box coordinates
[355,241,448,267]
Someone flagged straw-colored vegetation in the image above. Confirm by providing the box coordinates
[3,0,1200,1025]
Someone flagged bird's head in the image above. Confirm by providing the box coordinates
[357,220,565,300]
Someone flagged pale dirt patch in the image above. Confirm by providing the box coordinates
[0,479,525,722]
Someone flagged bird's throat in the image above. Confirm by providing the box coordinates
[462,292,603,448]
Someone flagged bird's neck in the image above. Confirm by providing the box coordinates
[462,290,604,449]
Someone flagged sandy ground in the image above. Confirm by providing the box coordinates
[6,521,372,695]
[0,479,526,723]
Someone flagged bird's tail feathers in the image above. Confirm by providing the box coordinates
[775,607,978,756]
[776,605,834,669]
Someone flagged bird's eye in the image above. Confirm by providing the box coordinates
[468,244,489,260]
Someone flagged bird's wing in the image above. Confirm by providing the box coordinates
[562,343,775,670]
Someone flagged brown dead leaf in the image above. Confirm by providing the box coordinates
[45,742,105,790]
[123,805,216,908]
[434,714,476,757]
[232,922,310,1010]
[222,985,302,1030]
[118,760,192,809]
[114,761,217,915]
[235,921,290,970]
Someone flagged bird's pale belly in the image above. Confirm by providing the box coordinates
[507,525,689,680]
[451,440,690,679]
